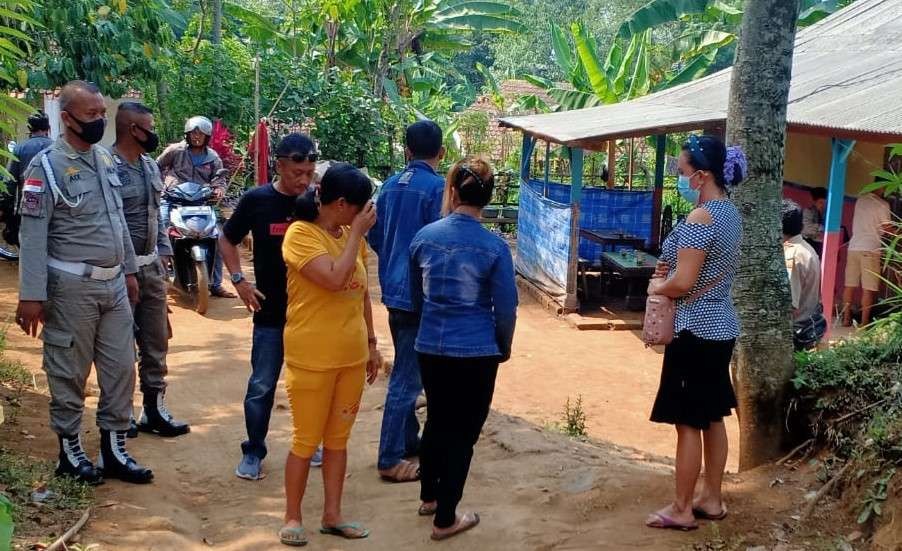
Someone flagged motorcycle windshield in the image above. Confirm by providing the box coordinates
[165,182,211,205]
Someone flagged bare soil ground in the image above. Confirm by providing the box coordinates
[0,258,862,550]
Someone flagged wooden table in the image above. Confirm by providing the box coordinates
[580,229,646,251]
[601,251,658,310]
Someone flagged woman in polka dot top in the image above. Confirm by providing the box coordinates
[644,135,746,532]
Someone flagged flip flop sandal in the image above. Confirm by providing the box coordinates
[418,503,437,516]
[320,522,370,540]
[211,287,237,298]
[431,513,480,541]
[645,513,699,532]
[379,461,420,483]
[278,525,308,547]
[692,507,728,521]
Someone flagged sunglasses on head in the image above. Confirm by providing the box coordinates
[278,152,319,163]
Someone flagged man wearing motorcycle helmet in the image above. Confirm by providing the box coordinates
[157,116,236,298]
[157,116,228,195]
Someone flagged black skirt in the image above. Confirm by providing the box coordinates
[650,330,737,430]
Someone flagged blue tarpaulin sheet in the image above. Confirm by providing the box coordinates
[516,180,571,297]
[524,179,653,263]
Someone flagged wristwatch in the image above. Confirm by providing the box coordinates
[230,272,246,284]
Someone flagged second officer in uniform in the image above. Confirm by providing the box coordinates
[111,101,190,437]
[16,80,153,484]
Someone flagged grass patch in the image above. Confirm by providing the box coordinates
[0,324,31,426]
[0,325,29,389]
[0,448,93,522]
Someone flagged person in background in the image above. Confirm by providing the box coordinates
[842,188,892,327]
[278,163,380,546]
[157,115,236,298]
[16,81,152,485]
[111,102,190,438]
[368,120,445,483]
[411,157,517,541]
[645,135,745,531]
[220,134,323,481]
[782,199,827,351]
[3,111,54,248]
[9,110,53,187]
[802,187,827,256]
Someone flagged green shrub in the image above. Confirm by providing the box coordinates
[791,321,902,457]
[561,395,588,438]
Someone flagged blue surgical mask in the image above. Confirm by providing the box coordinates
[677,174,700,205]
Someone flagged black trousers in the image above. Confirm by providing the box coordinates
[418,353,499,528]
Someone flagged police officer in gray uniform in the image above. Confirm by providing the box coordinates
[111,102,190,438]
[16,81,153,485]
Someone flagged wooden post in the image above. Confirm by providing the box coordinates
[520,135,535,184]
[565,148,584,312]
[254,54,261,125]
[650,134,667,250]
[821,138,855,333]
[607,140,616,189]
[627,138,634,190]
[543,141,551,197]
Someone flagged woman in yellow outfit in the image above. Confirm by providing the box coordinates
[278,162,381,546]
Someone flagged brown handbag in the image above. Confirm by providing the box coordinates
[642,274,726,347]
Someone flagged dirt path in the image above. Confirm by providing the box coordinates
[0,258,777,551]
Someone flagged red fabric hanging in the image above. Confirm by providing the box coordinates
[249,119,269,186]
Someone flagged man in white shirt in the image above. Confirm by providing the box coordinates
[783,200,826,350]
[842,189,892,326]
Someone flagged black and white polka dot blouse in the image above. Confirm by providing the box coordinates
[660,199,742,340]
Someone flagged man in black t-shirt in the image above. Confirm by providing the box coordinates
[219,133,319,481]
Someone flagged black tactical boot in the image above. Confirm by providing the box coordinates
[98,429,154,484]
[55,434,104,486]
[126,415,139,439]
[137,390,190,437]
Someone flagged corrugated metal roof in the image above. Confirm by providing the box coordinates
[500,0,902,146]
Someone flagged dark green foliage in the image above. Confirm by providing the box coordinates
[792,320,902,458]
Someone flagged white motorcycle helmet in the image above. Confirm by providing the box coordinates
[184,116,213,137]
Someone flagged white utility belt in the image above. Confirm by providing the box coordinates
[48,257,123,281]
[136,252,158,268]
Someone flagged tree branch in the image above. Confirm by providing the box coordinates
[799,462,852,523]
[777,438,813,466]
[46,507,91,551]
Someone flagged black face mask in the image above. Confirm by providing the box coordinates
[65,111,106,145]
[134,125,160,153]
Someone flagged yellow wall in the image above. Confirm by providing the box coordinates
[784,132,888,196]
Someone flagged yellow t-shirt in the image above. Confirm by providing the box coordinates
[282,221,369,370]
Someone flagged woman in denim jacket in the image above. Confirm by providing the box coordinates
[409,157,518,541]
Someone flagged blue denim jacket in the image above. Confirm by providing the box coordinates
[368,160,444,311]
[410,213,518,359]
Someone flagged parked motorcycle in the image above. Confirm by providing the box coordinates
[164,181,219,315]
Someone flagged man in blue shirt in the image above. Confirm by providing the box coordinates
[368,120,445,482]
[3,111,53,250]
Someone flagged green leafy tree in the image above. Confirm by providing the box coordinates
[148,28,254,143]
[25,0,177,97]
[489,0,647,81]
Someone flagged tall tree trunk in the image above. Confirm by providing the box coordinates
[726,0,799,470]
[211,0,222,45]
[155,79,170,142]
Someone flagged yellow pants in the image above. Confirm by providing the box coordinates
[285,362,365,458]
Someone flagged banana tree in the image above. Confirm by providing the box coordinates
[0,0,40,180]
[615,0,854,79]
[225,0,524,104]
[519,21,655,111]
